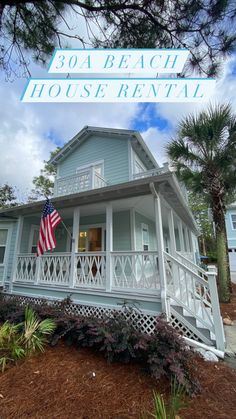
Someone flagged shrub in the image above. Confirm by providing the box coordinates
[0,306,56,371]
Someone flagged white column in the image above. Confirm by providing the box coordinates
[70,207,80,288]
[167,208,176,256]
[185,226,191,252]
[106,202,113,291]
[154,193,170,317]
[178,219,185,252]
[11,216,24,290]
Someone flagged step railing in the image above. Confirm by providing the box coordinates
[164,251,225,351]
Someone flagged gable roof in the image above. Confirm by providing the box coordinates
[49,126,158,169]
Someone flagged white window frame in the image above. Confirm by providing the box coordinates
[230,213,236,230]
[28,225,40,254]
[131,149,146,176]
[141,223,149,251]
[76,160,104,176]
[0,227,10,267]
[77,224,106,252]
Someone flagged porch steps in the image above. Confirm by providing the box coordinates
[170,305,215,347]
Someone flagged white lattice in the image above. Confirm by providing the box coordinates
[15,254,36,282]
[3,294,159,335]
[40,254,71,285]
[169,315,201,341]
[75,253,106,288]
[112,252,159,290]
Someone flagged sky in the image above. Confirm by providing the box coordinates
[1,11,236,201]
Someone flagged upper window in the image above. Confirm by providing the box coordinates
[76,161,104,190]
[133,151,146,175]
[231,214,236,230]
[141,223,149,251]
[0,229,8,264]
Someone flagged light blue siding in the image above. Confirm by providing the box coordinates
[225,208,236,248]
[12,284,162,313]
[58,134,130,185]
[6,222,18,282]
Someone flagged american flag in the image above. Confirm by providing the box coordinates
[36,199,62,256]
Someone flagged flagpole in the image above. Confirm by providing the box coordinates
[61,219,74,243]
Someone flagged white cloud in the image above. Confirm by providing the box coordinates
[141,126,173,166]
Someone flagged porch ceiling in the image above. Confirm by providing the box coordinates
[0,173,198,233]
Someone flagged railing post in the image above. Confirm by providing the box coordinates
[207,268,225,352]
[153,191,170,318]
[35,256,41,284]
[178,219,185,252]
[70,207,80,288]
[106,202,113,292]
[167,208,179,291]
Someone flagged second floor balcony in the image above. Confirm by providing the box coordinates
[54,168,109,197]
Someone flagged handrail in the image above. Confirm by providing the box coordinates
[163,251,209,287]
[176,251,206,276]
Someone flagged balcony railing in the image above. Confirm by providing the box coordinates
[54,170,109,197]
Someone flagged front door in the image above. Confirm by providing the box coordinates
[77,226,105,282]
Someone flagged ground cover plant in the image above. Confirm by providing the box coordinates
[0,304,55,371]
[0,295,199,394]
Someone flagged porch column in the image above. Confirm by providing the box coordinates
[11,216,24,290]
[177,219,185,252]
[106,202,113,291]
[70,207,80,288]
[167,208,176,256]
[153,192,169,317]
[185,226,191,252]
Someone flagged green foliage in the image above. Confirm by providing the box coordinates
[167,103,236,302]
[1,1,236,79]
[28,147,60,200]
[0,305,56,371]
[142,378,187,419]
[0,184,18,209]
[22,306,56,353]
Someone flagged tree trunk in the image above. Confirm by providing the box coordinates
[211,200,231,303]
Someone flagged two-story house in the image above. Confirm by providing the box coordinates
[225,202,236,275]
[0,126,225,352]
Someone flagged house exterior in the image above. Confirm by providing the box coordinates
[225,202,236,273]
[0,126,225,351]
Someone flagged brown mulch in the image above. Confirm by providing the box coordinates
[0,345,236,418]
[220,283,236,320]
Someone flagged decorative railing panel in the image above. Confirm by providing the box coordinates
[54,170,108,197]
[111,251,159,291]
[132,167,168,180]
[39,254,71,286]
[15,254,36,282]
[75,252,106,288]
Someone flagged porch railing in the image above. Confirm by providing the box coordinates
[111,251,159,291]
[54,171,108,197]
[14,251,159,293]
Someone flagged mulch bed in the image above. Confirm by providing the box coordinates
[220,283,236,320]
[0,344,236,418]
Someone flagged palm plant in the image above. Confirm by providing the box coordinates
[22,306,56,353]
[167,104,236,303]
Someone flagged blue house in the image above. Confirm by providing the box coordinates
[225,202,236,273]
[0,126,225,351]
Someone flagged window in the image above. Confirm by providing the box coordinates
[30,227,39,253]
[0,229,8,264]
[231,214,236,230]
[133,151,146,175]
[141,223,149,251]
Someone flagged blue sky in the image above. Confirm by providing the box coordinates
[0,19,236,199]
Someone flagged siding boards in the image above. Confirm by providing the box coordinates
[134,211,156,251]
[58,135,130,185]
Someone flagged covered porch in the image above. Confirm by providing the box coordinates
[12,190,198,299]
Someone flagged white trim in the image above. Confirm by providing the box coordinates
[230,212,236,230]
[128,140,132,181]
[130,208,136,250]
[78,223,106,251]
[1,225,13,284]
[28,224,40,253]
[141,222,149,251]
[11,216,24,286]
[76,159,104,175]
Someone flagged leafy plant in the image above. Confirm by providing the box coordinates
[0,306,56,371]
[142,378,187,419]
[21,306,56,353]
[0,321,25,372]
